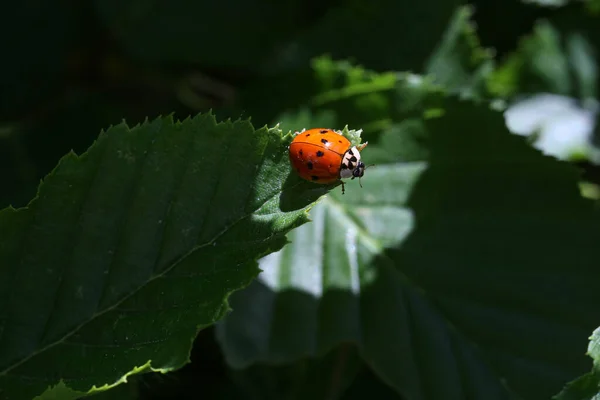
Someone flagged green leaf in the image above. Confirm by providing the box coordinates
[264,0,462,73]
[232,56,400,132]
[554,327,600,400]
[216,97,600,399]
[522,0,571,7]
[489,20,573,97]
[425,5,495,98]
[269,58,443,141]
[228,55,446,137]
[231,3,487,128]
[589,0,600,13]
[0,113,325,400]
[523,0,600,8]
[489,12,600,100]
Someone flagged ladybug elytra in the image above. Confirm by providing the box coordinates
[288,128,368,194]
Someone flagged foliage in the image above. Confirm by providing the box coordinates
[554,326,600,400]
[2,1,600,400]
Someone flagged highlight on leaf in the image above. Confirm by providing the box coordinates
[0,113,326,400]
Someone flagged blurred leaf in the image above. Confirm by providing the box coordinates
[579,181,600,200]
[267,58,442,139]
[472,1,553,61]
[425,5,495,98]
[275,108,338,135]
[524,0,600,7]
[489,9,600,100]
[233,3,489,125]
[588,0,600,13]
[522,0,570,6]
[216,96,600,399]
[567,32,598,98]
[232,57,400,131]
[266,0,462,72]
[503,93,599,162]
[489,20,572,96]
[0,114,326,400]
[233,53,448,135]
[554,327,600,400]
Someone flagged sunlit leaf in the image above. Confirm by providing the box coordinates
[0,114,326,400]
[217,97,600,400]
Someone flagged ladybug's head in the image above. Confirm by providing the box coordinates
[340,146,362,180]
[351,161,366,179]
[341,146,369,188]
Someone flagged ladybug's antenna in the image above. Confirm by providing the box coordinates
[360,164,375,188]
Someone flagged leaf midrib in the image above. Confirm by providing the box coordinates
[0,181,292,378]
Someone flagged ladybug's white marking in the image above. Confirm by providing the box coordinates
[339,146,365,180]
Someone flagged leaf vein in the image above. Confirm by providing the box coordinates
[0,174,300,377]
[37,142,111,347]
[96,132,157,309]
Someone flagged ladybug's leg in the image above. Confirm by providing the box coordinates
[340,180,346,195]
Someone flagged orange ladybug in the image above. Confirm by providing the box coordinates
[288,128,368,194]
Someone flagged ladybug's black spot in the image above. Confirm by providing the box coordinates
[305,133,311,137]
[311,175,319,181]
[338,140,342,143]
[347,148,355,156]
[316,151,324,157]
[299,149,303,156]
[321,138,329,144]
[341,163,349,170]
[320,129,328,134]
[306,161,313,170]
[350,156,357,162]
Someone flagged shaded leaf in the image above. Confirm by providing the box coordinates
[233,56,402,132]
[489,20,573,96]
[554,327,600,400]
[262,58,443,147]
[522,0,571,7]
[0,113,325,400]
[216,97,600,399]
[425,5,495,98]
[265,0,462,72]
[489,11,600,100]
[232,2,484,128]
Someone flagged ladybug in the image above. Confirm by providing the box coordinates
[288,128,368,194]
